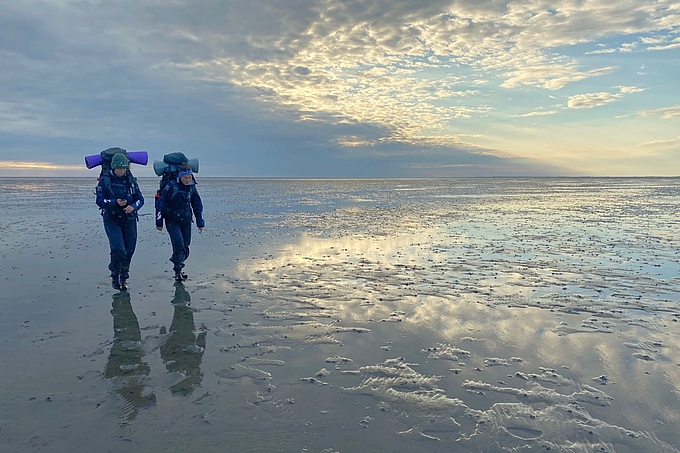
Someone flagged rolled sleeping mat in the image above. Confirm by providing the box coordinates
[152,160,167,176]
[152,157,199,176]
[187,158,199,174]
[84,151,149,169]
[129,151,150,166]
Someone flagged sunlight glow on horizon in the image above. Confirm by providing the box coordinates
[0,161,84,171]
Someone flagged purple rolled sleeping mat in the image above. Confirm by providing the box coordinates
[84,151,149,169]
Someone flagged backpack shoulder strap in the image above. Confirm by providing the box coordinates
[99,170,111,194]
[127,173,137,195]
[165,180,179,199]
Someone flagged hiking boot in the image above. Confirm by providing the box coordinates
[111,276,121,290]
[174,271,184,282]
[120,278,128,291]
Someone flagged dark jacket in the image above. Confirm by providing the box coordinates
[96,170,144,222]
[155,179,205,228]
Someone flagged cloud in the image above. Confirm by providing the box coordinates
[647,41,680,51]
[1,0,679,176]
[639,106,680,119]
[567,92,619,109]
[336,136,376,147]
[640,36,668,45]
[636,136,680,157]
[586,48,618,55]
[512,110,559,118]
[130,0,674,145]
[617,85,646,94]
[639,137,680,148]
[567,86,644,109]
[586,40,641,54]
[619,42,639,52]
[501,65,616,90]
[638,34,680,51]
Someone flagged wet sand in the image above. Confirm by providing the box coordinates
[1,177,679,452]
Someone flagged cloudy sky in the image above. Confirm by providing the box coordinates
[1,0,679,177]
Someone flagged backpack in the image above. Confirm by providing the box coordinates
[98,147,137,196]
[155,152,195,211]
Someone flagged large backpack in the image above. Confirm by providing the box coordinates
[98,147,137,196]
[155,152,195,209]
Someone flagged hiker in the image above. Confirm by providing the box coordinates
[155,166,205,281]
[96,152,144,290]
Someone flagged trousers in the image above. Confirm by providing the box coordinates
[166,220,192,272]
[104,218,137,279]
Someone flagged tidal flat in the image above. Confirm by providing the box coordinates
[1,177,679,453]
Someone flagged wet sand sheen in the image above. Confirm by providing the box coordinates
[0,177,679,452]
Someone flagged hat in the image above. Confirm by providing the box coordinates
[111,153,130,169]
[178,168,193,178]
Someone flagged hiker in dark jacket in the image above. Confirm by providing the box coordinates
[96,153,144,290]
[155,167,204,281]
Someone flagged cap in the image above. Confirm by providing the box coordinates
[111,153,130,169]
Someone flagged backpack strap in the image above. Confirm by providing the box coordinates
[99,171,112,197]
[168,180,179,200]
[127,173,137,196]
[166,180,194,206]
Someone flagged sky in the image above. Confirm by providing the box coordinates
[1,0,679,177]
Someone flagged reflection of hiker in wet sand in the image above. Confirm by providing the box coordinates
[160,282,207,396]
[104,292,156,420]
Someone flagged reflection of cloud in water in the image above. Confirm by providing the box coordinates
[338,355,677,451]
[208,179,680,450]
[231,227,449,322]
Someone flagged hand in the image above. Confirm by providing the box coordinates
[116,198,128,207]
[198,227,204,233]
[123,206,134,214]
[156,226,163,231]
